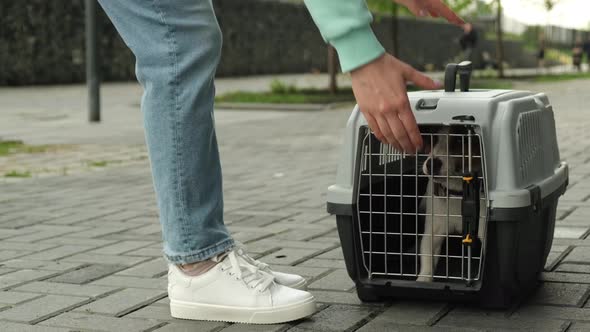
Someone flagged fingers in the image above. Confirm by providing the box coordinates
[398,105,423,151]
[363,111,400,151]
[426,0,464,25]
[376,114,402,151]
[395,0,424,17]
[402,65,441,90]
[395,0,464,26]
[385,111,414,153]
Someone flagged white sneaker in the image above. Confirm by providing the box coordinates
[168,249,317,324]
[234,242,307,290]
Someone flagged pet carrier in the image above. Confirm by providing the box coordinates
[328,61,568,308]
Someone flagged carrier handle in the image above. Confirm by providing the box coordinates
[444,61,473,92]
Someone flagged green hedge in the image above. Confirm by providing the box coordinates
[0,0,135,85]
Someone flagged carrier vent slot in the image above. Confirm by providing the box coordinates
[517,110,543,183]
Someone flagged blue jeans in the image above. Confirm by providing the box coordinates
[98,0,233,264]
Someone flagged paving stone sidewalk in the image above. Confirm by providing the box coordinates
[1,78,590,331]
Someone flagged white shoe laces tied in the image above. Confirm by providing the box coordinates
[220,250,274,292]
[234,242,270,272]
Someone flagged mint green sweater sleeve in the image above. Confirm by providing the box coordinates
[303,0,385,73]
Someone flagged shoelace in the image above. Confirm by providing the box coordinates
[219,250,275,292]
[234,242,271,272]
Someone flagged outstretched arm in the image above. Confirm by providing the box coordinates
[304,0,464,152]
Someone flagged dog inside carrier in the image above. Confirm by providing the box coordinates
[356,124,486,285]
[329,61,569,308]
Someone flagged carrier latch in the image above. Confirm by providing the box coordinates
[462,169,480,286]
[461,172,480,245]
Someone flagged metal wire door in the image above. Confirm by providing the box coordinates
[355,125,488,284]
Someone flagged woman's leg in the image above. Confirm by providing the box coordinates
[97,0,232,264]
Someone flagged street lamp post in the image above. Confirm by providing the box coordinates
[85,0,100,122]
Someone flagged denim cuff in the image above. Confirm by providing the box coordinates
[163,237,235,264]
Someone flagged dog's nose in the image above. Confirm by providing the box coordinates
[425,158,443,175]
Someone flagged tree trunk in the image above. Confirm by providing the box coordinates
[328,45,338,94]
[496,0,505,78]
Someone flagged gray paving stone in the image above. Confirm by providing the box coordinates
[125,304,172,320]
[48,264,127,284]
[273,227,335,242]
[259,248,320,266]
[6,225,88,243]
[41,210,124,226]
[298,258,347,269]
[371,301,448,326]
[262,265,329,280]
[358,323,480,332]
[568,322,590,331]
[247,238,336,252]
[154,297,169,307]
[122,247,163,257]
[90,275,167,289]
[554,226,589,239]
[40,312,161,331]
[19,245,94,261]
[75,288,166,316]
[0,269,57,290]
[440,306,569,331]
[219,323,287,332]
[556,263,590,273]
[514,305,590,322]
[0,290,42,304]
[116,257,167,277]
[529,282,590,306]
[0,259,84,272]
[0,228,35,240]
[87,240,154,255]
[314,247,344,260]
[60,252,149,266]
[308,269,355,291]
[290,304,375,332]
[65,225,136,239]
[0,294,89,323]
[562,247,590,263]
[0,250,31,262]
[0,241,57,252]
[312,290,365,305]
[154,321,228,332]
[0,321,69,332]
[11,281,117,298]
[541,272,590,284]
[38,237,117,247]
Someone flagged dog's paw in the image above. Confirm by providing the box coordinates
[416,276,433,282]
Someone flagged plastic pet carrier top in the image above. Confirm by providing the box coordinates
[327,62,569,308]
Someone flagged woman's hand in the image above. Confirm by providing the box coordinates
[351,54,441,153]
[394,0,464,25]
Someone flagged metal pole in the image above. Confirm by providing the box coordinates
[86,0,100,122]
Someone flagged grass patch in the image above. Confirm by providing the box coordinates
[527,71,590,83]
[4,170,31,178]
[216,88,356,104]
[88,161,108,167]
[0,140,57,157]
[215,78,513,105]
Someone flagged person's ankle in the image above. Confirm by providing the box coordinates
[177,252,228,277]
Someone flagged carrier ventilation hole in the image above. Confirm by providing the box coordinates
[516,110,543,182]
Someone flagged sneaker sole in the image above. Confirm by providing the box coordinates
[170,297,317,324]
